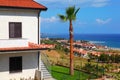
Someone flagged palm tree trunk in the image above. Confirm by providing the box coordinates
[69,20,74,75]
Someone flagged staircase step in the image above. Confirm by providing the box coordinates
[41,67,49,70]
[43,73,51,77]
[43,75,52,79]
[41,67,48,69]
[43,74,51,76]
[41,68,48,69]
[44,77,56,80]
[43,71,50,74]
[43,73,51,76]
[40,60,52,79]
[41,69,49,72]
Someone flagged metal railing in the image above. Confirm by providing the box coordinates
[41,52,51,74]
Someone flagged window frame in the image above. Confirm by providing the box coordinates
[9,22,22,38]
[9,56,22,73]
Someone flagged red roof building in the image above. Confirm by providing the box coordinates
[0,0,47,10]
[0,0,49,79]
[0,0,47,52]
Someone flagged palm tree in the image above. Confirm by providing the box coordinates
[58,6,80,75]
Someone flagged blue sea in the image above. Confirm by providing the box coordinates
[42,34,120,48]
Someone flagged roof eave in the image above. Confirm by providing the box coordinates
[0,6,47,11]
[0,48,48,53]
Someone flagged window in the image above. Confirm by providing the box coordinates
[9,22,22,38]
[9,56,22,73]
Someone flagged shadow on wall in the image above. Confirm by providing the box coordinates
[0,9,38,17]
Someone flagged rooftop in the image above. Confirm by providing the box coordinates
[0,42,54,52]
[0,0,47,10]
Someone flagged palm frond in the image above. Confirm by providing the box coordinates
[58,6,80,21]
[75,7,80,16]
[66,6,75,17]
[58,14,67,21]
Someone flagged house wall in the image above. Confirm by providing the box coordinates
[0,39,28,48]
[0,51,38,80]
[0,8,40,44]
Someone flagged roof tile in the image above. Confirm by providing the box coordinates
[0,0,47,10]
[0,42,55,52]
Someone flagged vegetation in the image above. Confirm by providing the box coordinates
[41,40,56,44]
[41,39,120,79]
[82,63,105,77]
[58,6,80,75]
[51,65,97,80]
[98,53,120,63]
[113,72,120,80]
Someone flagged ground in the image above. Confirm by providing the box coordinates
[41,49,120,80]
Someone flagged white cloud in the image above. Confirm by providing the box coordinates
[41,16,58,22]
[91,0,110,7]
[92,3,108,7]
[96,18,111,24]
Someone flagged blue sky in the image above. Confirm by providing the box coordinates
[35,0,120,34]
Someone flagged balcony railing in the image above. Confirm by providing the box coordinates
[0,39,28,48]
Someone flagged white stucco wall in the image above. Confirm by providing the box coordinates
[0,51,38,80]
[0,8,40,44]
[0,39,28,48]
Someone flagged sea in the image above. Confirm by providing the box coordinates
[41,34,120,48]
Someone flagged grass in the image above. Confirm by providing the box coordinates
[51,65,97,80]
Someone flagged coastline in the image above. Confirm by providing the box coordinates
[108,47,120,51]
[89,41,120,50]
[42,34,120,49]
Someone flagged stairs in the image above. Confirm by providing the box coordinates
[41,61,55,80]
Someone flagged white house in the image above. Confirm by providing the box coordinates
[0,0,51,80]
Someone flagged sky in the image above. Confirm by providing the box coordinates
[35,0,120,34]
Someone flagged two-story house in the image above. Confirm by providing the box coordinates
[0,0,50,80]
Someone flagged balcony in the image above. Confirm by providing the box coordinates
[0,39,28,48]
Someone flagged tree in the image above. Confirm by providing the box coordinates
[58,6,80,75]
[110,54,115,63]
[98,53,109,63]
[114,54,120,63]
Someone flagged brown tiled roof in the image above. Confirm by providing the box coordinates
[73,48,87,55]
[0,42,54,52]
[0,0,47,10]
